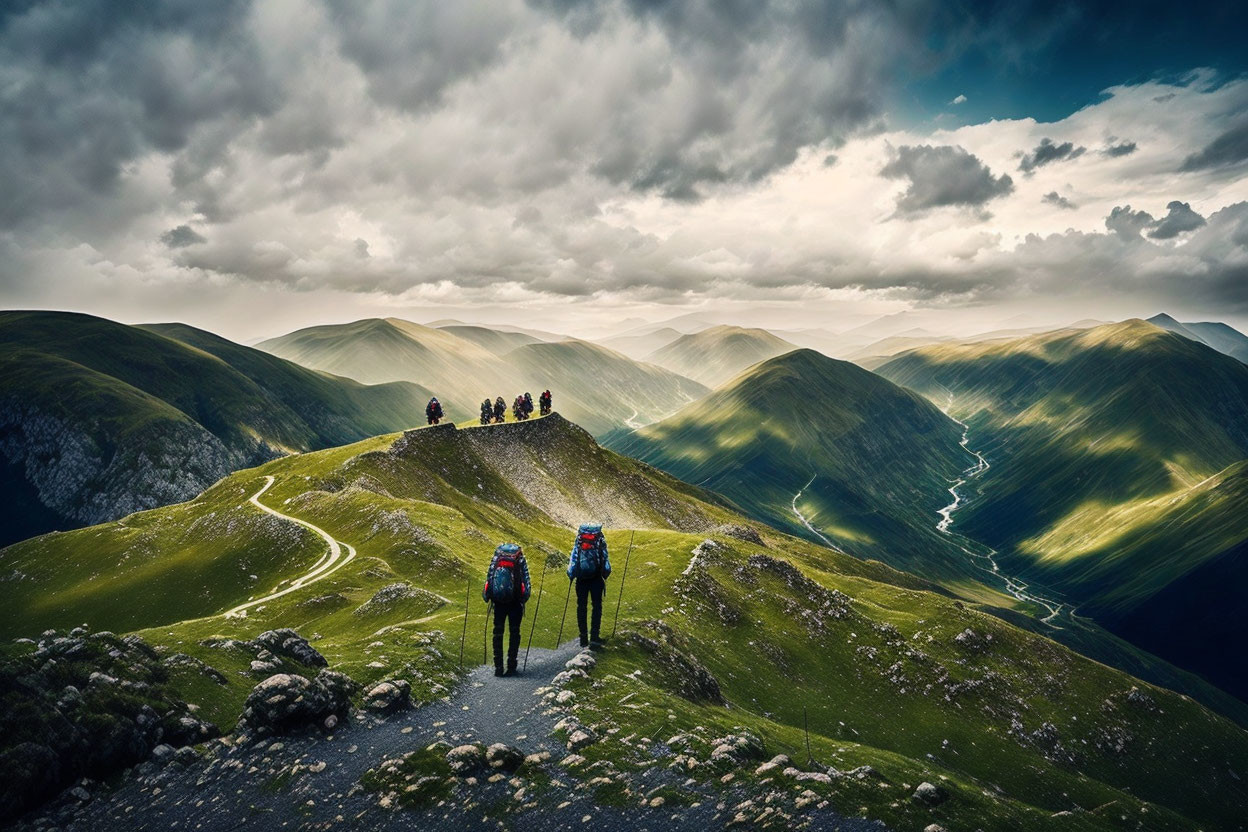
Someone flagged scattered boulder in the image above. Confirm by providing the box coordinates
[567,728,598,752]
[565,650,596,672]
[238,669,358,737]
[709,731,766,765]
[446,744,486,775]
[913,781,949,806]
[353,582,445,618]
[755,754,791,776]
[252,629,327,667]
[716,524,765,546]
[924,825,949,832]
[363,680,412,713]
[485,743,525,772]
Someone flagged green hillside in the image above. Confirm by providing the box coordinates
[646,324,799,387]
[877,319,1248,697]
[2,414,1246,831]
[259,318,705,434]
[436,324,542,352]
[256,318,514,419]
[505,339,708,435]
[0,311,431,546]
[609,349,982,582]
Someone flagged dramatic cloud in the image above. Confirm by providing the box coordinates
[1105,205,1156,239]
[1043,191,1077,210]
[1148,200,1206,239]
[1,2,1247,336]
[1181,120,1248,171]
[881,145,1014,216]
[160,225,208,248]
[1019,137,1086,173]
[1104,201,1207,241]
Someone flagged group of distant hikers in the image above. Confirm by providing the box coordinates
[481,524,613,677]
[423,391,552,426]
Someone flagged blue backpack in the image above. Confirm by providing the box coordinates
[573,525,605,578]
[490,544,522,602]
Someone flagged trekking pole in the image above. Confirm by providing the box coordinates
[554,577,573,648]
[610,529,636,639]
[457,575,471,670]
[804,706,814,768]
[483,599,493,666]
[522,563,548,672]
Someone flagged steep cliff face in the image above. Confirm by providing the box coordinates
[0,311,432,546]
[0,397,263,542]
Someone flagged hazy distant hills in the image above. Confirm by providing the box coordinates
[644,325,800,388]
[506,339,707,435]
[434,324,542,353]
[596,326,684,360]
[1147,312,1248,363]
[610,349,976,580]
[0,311,432,545]
[259,317,705,435]
[878,319,1248,697]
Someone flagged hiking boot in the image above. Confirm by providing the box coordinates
[494,665,505,677]
[589,638,605,652]
[505,660,518,677]
[579,633,589,648]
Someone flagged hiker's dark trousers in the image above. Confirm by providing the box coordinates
[576,576,605,642]
[493,602,524,669]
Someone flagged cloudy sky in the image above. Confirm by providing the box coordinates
[2,0,1247,341]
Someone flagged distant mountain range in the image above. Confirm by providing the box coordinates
[877,319,1248,698]
[644,325,800,387]
[1147,312,1248,363]
[258,317,707,435]
[0,311,433,545]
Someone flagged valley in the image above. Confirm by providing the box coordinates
[4,312,1248,831]
[4,414,1247,832]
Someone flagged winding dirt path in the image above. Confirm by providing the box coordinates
[223,476,358,619]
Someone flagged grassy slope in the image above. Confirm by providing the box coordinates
[0,312,434,544]
[140,322,434,441]
[256,318,514,421]
[435,324,541,352]
[258,318,706,434]
[503,339,708,435]
[609,349,978,583]
[1,415,1245,830]
[645,325,799,388]
[876,319,1248,697]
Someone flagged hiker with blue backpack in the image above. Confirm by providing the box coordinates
[483,543,532,676]
[567,525,611,650]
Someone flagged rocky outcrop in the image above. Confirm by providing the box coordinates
[237,669,358,738]
[0,627,219,823]
[363,680,412,713]
[0,398,255,545]
[622,623,723,704]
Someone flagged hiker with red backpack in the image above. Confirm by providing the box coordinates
[567,524,611,650]
[539,389,552,416]
[483,543,532,676]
